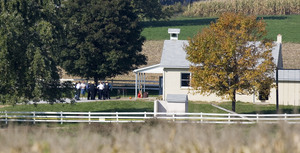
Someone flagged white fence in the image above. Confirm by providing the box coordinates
[1,111,300,124]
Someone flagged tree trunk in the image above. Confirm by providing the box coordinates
[232,89,236,112]
[94,77,98,86]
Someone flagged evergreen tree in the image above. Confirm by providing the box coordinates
[60,0,147,83]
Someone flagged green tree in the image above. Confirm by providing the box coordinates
[185,12,275,112]
[0,0,64,104]
[60,0,147,83]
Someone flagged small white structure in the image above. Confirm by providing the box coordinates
[168,28,180,40]
[154,94,188,115]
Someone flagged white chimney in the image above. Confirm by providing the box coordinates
[277,34,282,43]
[168,28,180,40]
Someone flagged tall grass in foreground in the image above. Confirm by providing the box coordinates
[184,0,300,17]
[1,122,300,153]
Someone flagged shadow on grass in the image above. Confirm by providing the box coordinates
[258,16,288,20]
[141,16,288,28]
[141,18,217,28]
[245,108,300,114]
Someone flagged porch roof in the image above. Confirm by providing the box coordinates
[133,64,163,74]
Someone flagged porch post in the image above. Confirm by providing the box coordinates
[135,72,138,99]
[143,73,146,92]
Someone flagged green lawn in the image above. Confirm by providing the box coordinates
[142,15,300,43]
[0,100,154,112]
[188,101,227,113]
[217,101,300,114]
[1,100,299,114]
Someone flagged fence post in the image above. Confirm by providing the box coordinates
[89,111,91,124]
[33,111,36,124]
[5,110,7,124]
[200,112,203,123]
[285,113,287,122]
[144,111,146,121]
[256,114,259,123]
[172,113,175,122]
[116,112,119,123]
[60,111,63,124]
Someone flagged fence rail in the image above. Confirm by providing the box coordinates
[1,111,300,124]
[60,79,160,91]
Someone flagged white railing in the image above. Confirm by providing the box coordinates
[1,111,300,124]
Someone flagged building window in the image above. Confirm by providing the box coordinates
[181,73,190,87]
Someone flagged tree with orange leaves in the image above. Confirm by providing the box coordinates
[185,12,275,112]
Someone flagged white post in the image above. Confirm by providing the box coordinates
[200,112,203,123]
[60,111,63,124]
[154,100,157,117]
[256,114,259,123]
[138,73,140,92]
[285,113,287,122]
[228,113,231,123]
[116,112,119,122]
[89,111,91,124]
[5,110,7,124]
[33,111,36,124]
[172,113,175,122]
[144,111,147,120]
[135,73,138,99]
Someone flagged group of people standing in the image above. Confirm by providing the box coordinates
[75,81,111,100]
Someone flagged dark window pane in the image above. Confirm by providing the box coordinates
[181,73,190,87]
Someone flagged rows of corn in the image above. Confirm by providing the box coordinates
[184,0,300,17]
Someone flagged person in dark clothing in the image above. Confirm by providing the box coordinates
[87,82,91,100]
[90,82,96,100]
[103,81,111,100]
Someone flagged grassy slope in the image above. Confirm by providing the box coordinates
[142,15,300,43]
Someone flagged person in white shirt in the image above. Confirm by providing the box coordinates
[75,82,81,100]
[80,81,86,97]
[97,82,104,100]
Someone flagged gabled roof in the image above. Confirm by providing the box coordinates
[160,40,282,69]
[160,40,190,68]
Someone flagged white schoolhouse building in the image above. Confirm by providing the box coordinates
[134,29,300,106]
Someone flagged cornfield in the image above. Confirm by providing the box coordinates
[1,122,300,153]
[184,0,300,17]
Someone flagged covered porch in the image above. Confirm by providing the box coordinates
[133,64,163,99]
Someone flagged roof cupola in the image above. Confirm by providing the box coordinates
[168,28,180,40]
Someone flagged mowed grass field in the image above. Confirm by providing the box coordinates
[142,15,300,43]
[1,100,300,114]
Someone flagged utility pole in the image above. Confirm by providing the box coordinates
[276,67,279,113]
